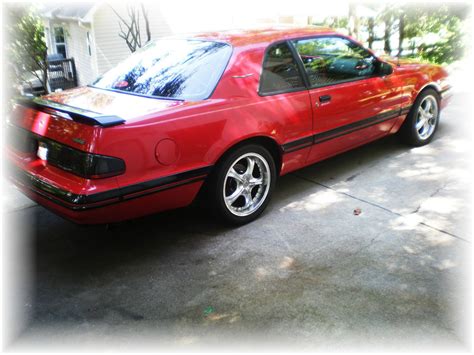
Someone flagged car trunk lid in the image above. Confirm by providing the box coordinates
[9,86,185,152]
[39,86,185,121]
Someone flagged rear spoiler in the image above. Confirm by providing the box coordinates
[15,96,125,127]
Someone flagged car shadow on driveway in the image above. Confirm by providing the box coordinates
[28,133,407,270]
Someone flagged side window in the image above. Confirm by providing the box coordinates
[291,37,377,87]
[259,42,305,94]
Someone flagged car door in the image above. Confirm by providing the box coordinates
[257,41,314,173]
[290,36,402,164]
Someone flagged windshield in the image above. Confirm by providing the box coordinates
[92,39,232,101]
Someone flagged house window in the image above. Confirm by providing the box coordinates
[53,26,67,59]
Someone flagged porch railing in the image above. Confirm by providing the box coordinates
[47,58,78,92]
[22,58,78,96]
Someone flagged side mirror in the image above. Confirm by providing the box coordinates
[379,61,393,76]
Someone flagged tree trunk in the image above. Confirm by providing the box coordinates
[348,4,359,38]
[398,13,405,56]
[141,3,151,43]
[384,17,392,54]
[41,50,49,94]
[43,65,50,94]
[368,17,375,49]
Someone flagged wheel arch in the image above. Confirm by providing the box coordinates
[405,84,441,122]
[406,84,442,118]
[195,135,283,210]
[416,82,442,99]
[211,135,283,175]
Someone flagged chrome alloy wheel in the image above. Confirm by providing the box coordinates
[223,152,271,217]
[416,95,438,140]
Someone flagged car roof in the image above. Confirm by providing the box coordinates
[186,26,339,47]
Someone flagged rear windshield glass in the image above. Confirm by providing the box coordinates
[92,39,232,101]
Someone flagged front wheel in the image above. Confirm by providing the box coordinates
[209,144,276,225]
[399,89,440,146]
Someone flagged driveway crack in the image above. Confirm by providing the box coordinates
[291,173,469,243]
[408,182,450,215]
[347,233,383,257]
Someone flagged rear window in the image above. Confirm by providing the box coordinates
[92,39,232,101]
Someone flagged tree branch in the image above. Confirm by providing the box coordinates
[111,3,151,53]
[141,3,151,43]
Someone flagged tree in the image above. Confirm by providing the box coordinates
[112,3,151,53]
[366,17,376,49]
[322,16,349,32]
[322,2,468,65]
[348,3,359,39]
[379,4,397,55]
[399,3,467,64]
[397,10,405,56]
[8,6,49,94]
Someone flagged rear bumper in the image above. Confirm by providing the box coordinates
[7,157,210,224]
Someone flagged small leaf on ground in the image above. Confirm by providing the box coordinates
[203,306,214,316]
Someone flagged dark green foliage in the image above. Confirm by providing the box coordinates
[321,2,470,65]
[7,6,49,94]
[402,5,467,64]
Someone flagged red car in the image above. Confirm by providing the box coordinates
[7,27,452,225]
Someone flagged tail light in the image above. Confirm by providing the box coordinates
[8,125,125,179]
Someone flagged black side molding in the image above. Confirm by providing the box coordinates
[281,105,412,154]
[15,96,126,127]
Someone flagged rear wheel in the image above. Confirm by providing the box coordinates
[400,89,440,146]
[208,144,276,225]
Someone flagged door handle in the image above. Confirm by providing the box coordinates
[319,95,332,103]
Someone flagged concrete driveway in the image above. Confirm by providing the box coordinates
[3,82,471,352]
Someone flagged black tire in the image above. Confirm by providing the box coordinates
[207,144,277,225]
[399,89,440,146]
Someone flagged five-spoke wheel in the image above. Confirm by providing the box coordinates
[207,144,276,225]
[223,153,271,217]
[415,95,438,140]
[400,89,440,146]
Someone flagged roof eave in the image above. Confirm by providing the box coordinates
[41,3,99,23]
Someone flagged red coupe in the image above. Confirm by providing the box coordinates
[6,27,452,224]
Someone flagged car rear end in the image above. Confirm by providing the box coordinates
[6,38,233,224]
[6,95,206,224]
[5,97,129,224]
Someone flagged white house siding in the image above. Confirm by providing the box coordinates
[92,3,173,75]
[91,2,243,76]
[64,22,98,85]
